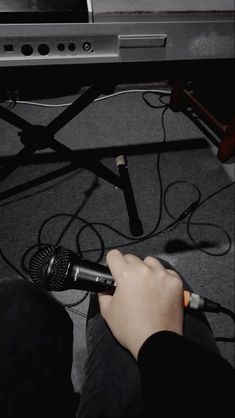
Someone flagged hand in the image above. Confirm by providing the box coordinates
[98,249,184,360]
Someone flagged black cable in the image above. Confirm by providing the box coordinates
[66,306,87,318]
[186,182,235,256]
[6,99,16,110]
[163,180,233,256]
[77,180,233,256]
[163,180,202,220]
[55,176,99,247]
[36,213,106,260]
[142,91,170,108]
[64,291,89,309]
[215,306,235,343]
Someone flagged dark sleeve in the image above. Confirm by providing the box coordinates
[137,331,235,417]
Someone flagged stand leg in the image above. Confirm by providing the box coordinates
[0,103,32,130]
[217,115,235,162]
[169,81,185,112]
[170,81,234,163]
[115,156,143,236]
[47,84,103,135]
[0,146,36,183]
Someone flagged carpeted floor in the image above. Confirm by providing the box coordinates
[0,80,234,392]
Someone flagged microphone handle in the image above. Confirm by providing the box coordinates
[68,257,116,293]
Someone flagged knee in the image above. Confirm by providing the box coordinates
[0,276,72,332]
[0,276,54,308]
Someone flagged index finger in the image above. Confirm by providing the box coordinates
[106,249,127,279]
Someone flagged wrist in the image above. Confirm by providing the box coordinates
[130,326,183,360]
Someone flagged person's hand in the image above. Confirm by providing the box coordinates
[98,249,184,360]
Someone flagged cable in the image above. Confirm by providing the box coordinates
[163,180,202,220]
[215,306,235,342]
[64,290,89,309]
[186,182,234,256]
[55,176,99,247]
[66,306,87,318]
[0,88,171,108]
[142,91,170,109]
[162,180,233,256]
[6,99,16,110]
[36,213,106,262]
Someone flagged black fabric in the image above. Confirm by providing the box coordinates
[0,277,78,418]
[138,331,235,417]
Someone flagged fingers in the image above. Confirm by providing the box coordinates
[107,250,145,278]
[106,249,127,278]
[107,250,142,267]
[107,251,167,276]
[144,256,165,270]
[124,253,143,264]
[107,251,175,278]
[144,256,180,279]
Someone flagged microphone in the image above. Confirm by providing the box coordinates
[29,245,222,312]
[29,245,116,293]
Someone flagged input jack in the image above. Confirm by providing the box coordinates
[83,42,91,51]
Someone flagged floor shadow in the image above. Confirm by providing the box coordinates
[164,239,216,253]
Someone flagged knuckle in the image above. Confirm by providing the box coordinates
[107,249,120,257]
[106,249,120,262]
[144,256,157,264]
[125,253,133,261]
[171,275,183,290]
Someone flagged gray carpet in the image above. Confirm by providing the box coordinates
[0,83,234,393]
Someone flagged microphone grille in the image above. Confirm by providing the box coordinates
[29,245,71,291]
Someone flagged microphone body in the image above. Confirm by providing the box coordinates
[29,245,116,293]
[29,245,221,312]
[62,253,116,293]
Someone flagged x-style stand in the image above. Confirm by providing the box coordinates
[0,83,143,236]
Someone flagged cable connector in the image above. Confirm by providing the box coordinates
[6,84,19,102]
[184,291,221,312]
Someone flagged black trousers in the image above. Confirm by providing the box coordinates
[0,259,219,418]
